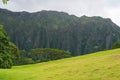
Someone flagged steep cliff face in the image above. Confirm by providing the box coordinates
[0,8,120,55]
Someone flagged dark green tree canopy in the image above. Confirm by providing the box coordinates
[0,25,12,68]
[0,25,19,68]
[29,48,71,63]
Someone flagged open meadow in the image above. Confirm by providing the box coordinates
[0,49,120,80]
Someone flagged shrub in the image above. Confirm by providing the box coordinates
[29,48,71,63]
[112,40,120,49]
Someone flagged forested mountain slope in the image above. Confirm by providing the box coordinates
[0,8,120,55]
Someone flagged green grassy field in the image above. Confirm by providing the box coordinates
[0,49,120,80]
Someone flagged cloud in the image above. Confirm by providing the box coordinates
[0,0,120,26]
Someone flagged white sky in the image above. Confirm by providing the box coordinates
[0,0,120,26]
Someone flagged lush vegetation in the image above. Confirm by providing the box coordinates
[29,48,71,63]
[1,2,120,79]
[0,49,120,80]
[0,24,71,67]
[0,25,12,68]
[16,48,71,65]
[112,40,120,49]
[0,25,18,68]
[1,9,120,56]
[0,24,71,68]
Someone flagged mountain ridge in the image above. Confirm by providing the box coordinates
[0,8,120,55]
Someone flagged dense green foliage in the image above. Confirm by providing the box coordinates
[29,48,71,63]
[0,9,120,55]
[112,40,120,49]
[12,48,71,65]
[0,25,20,68]
[0,25,12,68]
[0,49,120,80]
[9,42,20,65]
[16,50,34,65]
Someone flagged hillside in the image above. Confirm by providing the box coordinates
[0,49,120,80]
[0,8,120,55]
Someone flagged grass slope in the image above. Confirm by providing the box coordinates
[0,49,120,80]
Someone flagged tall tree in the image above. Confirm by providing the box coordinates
[0,25,20,68]
[0,25,13,68]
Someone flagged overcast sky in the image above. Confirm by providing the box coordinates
[0,0,120,26]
